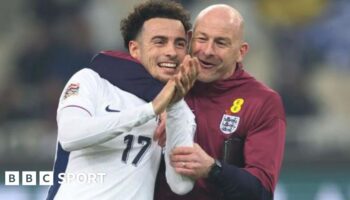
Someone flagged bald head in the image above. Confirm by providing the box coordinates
[190,4,249,83]
[194,4,245,40]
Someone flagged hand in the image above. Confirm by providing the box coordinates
[153,112,166,147]
[170,143,215,180]
[152,79,176,115]
[171,55,199,103]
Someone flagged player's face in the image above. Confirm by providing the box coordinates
[130,18,187,82]
[190,15,247,83]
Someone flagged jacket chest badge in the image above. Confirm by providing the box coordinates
[219,98,244,134]
[220,114,240,134]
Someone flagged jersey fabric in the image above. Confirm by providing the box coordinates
[155,64,286,200]
[47,51,195,200]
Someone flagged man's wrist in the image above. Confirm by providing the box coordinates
[207,159,223,182]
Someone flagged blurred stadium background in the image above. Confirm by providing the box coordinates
[1,0,350,199]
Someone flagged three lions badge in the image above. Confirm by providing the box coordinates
[220,98,244,134]
[220,114,240,134]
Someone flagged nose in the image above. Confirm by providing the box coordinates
[203,41,215,56]
[165,44,177,58]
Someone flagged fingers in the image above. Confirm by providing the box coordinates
[173,56,198,97]
[157,133,166,147]
[193,143,202,149]
[154,112,167,146]
[174,167,195,177]
[180,62,191,88]
[174,72,186,97]
[172,146,194,155]
[172,160,198,170]
[171,154,193,163]
[153,119,166,147]
[168,56,198,104]
[189,57,199,85]
[170,143,214,179]
[154,113,166,138]
[171,158,204,179]
[153,118,165,141]
[170,146,196,164]
[181,57,194,87]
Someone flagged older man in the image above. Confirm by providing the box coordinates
[155,4,286,200]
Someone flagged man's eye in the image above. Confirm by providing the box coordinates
[197,37,206,42]
[153,39,165,45]
[216,41,228,47]
[176,41,186,48]
[218,41,226,46]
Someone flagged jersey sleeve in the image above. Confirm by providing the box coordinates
[163,99,196,194]
[57,68,99,115]
[57,69,156,151]
[244,92,286,192]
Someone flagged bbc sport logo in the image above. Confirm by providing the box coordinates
[4,171,106,186]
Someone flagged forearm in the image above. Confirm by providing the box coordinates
[208,162,272,200]
[58,103,155,151]
[166,100,195,147]
[164,100,196,194]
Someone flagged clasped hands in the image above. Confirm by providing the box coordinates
[152,55,199,115]
[153,55,215,180]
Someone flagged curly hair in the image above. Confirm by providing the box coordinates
[120,0,191,50]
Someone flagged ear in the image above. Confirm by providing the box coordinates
[237,42,249,62]
[129,40,140,59]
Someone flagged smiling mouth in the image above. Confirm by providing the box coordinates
[158,62,178,69]
[199,59,215,69]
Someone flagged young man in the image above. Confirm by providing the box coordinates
[47,1,198,199]
[155,4,286,200]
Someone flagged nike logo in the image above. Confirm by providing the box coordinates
[105,105,120,112]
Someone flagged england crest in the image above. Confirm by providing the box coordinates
[220,114,240,134]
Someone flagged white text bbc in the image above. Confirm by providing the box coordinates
[5,171,106,186]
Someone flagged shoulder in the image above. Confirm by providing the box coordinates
[241,75,285,121]
[241,72,281,102]
[254,81,282,107]
[71,68,100,81]
[255,85,285,123]
[60,68,105,100]
[66,68,106,89]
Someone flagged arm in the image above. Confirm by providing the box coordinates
[164,100,196,194]
[58,103,155,151]
[171,117,284,199]
[162,56,199,194]
[58,69,177,151]
[208,162,273,200]
[171,94,286,199]
[207,117,285,199]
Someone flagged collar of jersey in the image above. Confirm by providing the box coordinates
[88,51,164,102]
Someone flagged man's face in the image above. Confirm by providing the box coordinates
[190,15,246,83]
[130,18,187,82]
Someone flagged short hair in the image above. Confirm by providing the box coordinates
[120,0,191,50]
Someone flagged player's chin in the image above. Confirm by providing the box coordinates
[157,74,173,83]
[159,66,178,74]
[158,68,178,81]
